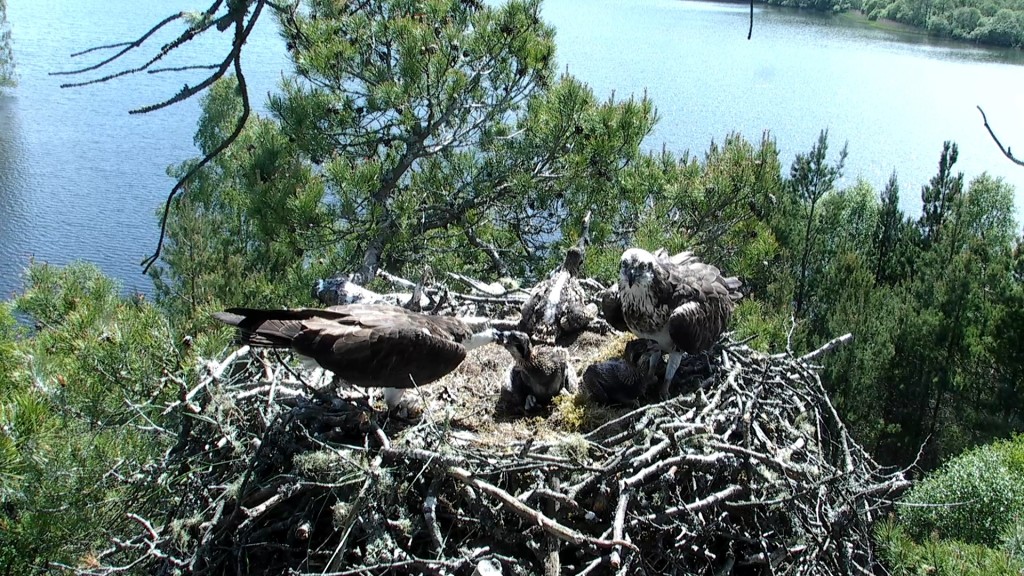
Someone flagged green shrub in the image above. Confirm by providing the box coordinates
[899,438,1024,546]
[0,263,180,572]
[877,519,1024,576]
[992,435,1024,477]
[1003,520,1024,563]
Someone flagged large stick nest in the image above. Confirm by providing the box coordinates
[81,294,908,576]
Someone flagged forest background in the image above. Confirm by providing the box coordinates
[0,0,1022,573]
[772,0,1024,47]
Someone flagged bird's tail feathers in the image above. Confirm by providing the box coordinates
[212,311,246,327]
[213,309,309,347]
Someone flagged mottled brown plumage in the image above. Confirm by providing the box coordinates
[601,248,742,396]
[497,331,576,410]
[518,247,596,341]
[213,304,501,407]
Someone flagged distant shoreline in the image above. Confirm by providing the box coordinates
[687,0,1016,50]
[835,9,934,38]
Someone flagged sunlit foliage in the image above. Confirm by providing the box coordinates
[0,264,181,572]
[0,0,14,88]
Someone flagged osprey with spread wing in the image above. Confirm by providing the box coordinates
[213,304,506,409]
[601,248,743,397]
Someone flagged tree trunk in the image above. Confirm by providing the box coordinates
[358,229,388,285]
[794,199,817,319]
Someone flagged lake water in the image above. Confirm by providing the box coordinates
[543,0,1024,203]
[2,0,1024,299]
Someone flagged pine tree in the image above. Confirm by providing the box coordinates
[872,171,913,285]
[918,141,963,250]
[787,129,847,318]
[0,0,15,88]
[155,0,657,318]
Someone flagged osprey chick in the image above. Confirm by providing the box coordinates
[213,304,505,409]
[582,338,664,405]
[518,247,596,342]
[602,248,742,397]
[496,331,577,411]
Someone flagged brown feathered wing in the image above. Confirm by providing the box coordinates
[214,304,471,390]
[663,258,743,354]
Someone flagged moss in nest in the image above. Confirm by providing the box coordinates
[389,517,415,540]
[293,449,362,484]
[586,330,635,364]
[222,476,243,500]
[553,432,591,464]
[331,501,353,531]
[550,390,626,433]
[550,393,587,431]
[169,514,201,549]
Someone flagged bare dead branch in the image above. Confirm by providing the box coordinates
[799,333,854,363]
[140,41,251,272]
[446,465,636,551]
[148,64,222,74]
[54,12,190,77]
[748,0,755,40]
[55,1,283,274]
[978,105,1024,167]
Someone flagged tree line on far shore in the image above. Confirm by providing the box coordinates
[0,0,15,88]
[767,0,1024,48]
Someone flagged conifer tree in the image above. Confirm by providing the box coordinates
[0,0,14,88]
[787,129,847,318]
[918,141,963,249]
[872,171,914,285]
[154,0,657,318]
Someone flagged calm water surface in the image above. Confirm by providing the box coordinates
[1,0,288,298]
[2,0,1023,298]
[544,0,1024,204]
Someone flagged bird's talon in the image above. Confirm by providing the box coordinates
[525,395,538,411]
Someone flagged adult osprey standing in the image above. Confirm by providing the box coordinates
[213,303,507,409]
[601,248,742,397]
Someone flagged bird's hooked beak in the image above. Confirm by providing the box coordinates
[496,331,531,360]
[622,265,636,288]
